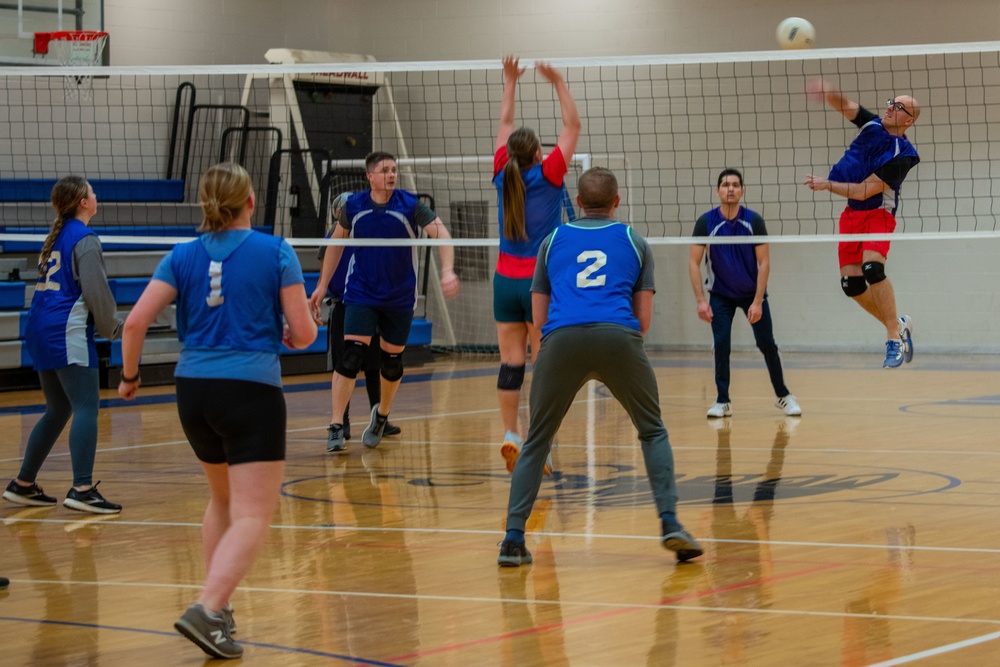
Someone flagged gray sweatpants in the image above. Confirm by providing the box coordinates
[505,323,679,532]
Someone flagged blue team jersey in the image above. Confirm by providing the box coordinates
[342,189,422,309]
[25,219,100,370]
[493,161,566,260]
[829,118,919,211]
[539,221,643,336]
[153,229,304,387]
[692,206,767,300]
[325,246,355,301]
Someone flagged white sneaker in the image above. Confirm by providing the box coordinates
[775,394,802,416]
[706,402,732,418]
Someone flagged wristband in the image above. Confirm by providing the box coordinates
[121,371,140,383]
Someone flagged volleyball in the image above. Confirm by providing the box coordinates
[776,17,815,50]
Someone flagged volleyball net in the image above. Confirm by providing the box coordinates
[1,43,999,353]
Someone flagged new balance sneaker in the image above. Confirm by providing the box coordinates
[497,539,533,567]
[362,403,388,449]
[500,431,522,473]
[883,340,904,369]
[775,394,802,416]
[326,423,346,453]
[706,402,732,418]
[661,519,704,562]
[174,603,243,659]
[63,482,122,514]
[898,315,914,363]
[220,603,236,635]
[383,421,402,437]
[3,480,57,507]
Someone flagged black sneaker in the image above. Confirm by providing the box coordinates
[362,403,388,449]
[327,423,346,453]
[0,577,9,591]
[63,482,122,514]
[661,519,703,562]
[4,480,57,507]
[497,539,533,567]
[382,420,402,437]
[343,415,351,441]
[174,603,243,659]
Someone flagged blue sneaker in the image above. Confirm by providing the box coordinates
[898,316,914,363]
[883,340,904,369]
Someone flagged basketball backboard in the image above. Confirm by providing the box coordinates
[0,0,106,66]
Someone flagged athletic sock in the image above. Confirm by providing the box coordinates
[505,528,525,544]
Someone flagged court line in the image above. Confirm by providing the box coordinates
[7,517,1000,555]
[8,576,1000,629]
[0,614,404,666]
[865,630,1000,666]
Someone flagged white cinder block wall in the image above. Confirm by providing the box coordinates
[98,0,1000,353]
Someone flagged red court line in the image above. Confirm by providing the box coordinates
[384,561,842,663]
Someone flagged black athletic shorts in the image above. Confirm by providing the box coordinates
[175,377,287,464]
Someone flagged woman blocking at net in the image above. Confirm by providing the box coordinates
[493,56,580,474]
[117,163,316,659]
[3,176,124,514]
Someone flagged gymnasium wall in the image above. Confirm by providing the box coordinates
[45,2,1000,353]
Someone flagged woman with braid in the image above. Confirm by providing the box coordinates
[3,176,123,514]
[492,56,580,474]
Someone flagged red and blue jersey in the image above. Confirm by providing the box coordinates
[25,219,99,370]
[493,145,569,278]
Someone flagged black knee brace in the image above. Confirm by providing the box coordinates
[380,349,404,382]
[335,339,368,379]
[862,261,887,285]
[497,363,526,391]
[841,275,867,297]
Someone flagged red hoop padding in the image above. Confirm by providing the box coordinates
[34,30,109,55]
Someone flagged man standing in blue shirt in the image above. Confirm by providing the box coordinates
[689,169,801,419]
[804,78,919,369]
[310,152,460,452]
[497,167,702,567]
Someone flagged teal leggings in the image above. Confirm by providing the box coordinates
[19,365,100,488]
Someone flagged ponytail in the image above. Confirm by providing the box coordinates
[40,175,89,279]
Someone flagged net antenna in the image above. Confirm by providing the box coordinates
[33,30,108,101]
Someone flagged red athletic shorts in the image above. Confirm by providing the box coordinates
[837,207,896,267]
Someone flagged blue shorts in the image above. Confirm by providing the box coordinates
[493,273,533,323]
[344,304,414,347]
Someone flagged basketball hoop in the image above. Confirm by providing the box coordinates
[33,30,109,101]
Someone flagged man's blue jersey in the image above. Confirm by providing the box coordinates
[829,118,919,212]
[342,189,422,309]
[25,219,99,370]
[539,221,643,336]
[154,229,303,387]
[692,206,767,301]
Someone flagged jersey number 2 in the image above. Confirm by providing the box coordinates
[37,250,62,292]
[576,250,607,288]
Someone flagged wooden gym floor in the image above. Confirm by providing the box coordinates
[2,350,1000,666]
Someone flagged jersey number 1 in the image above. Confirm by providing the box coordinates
[206,261,224,306]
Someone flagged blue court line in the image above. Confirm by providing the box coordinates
[0,615,406,666]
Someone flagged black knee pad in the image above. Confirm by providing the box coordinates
[497,363,526,391]
[335,339,368,379]
[841,275,867,297]
[380,349,404,382]
[862,261,887,285]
